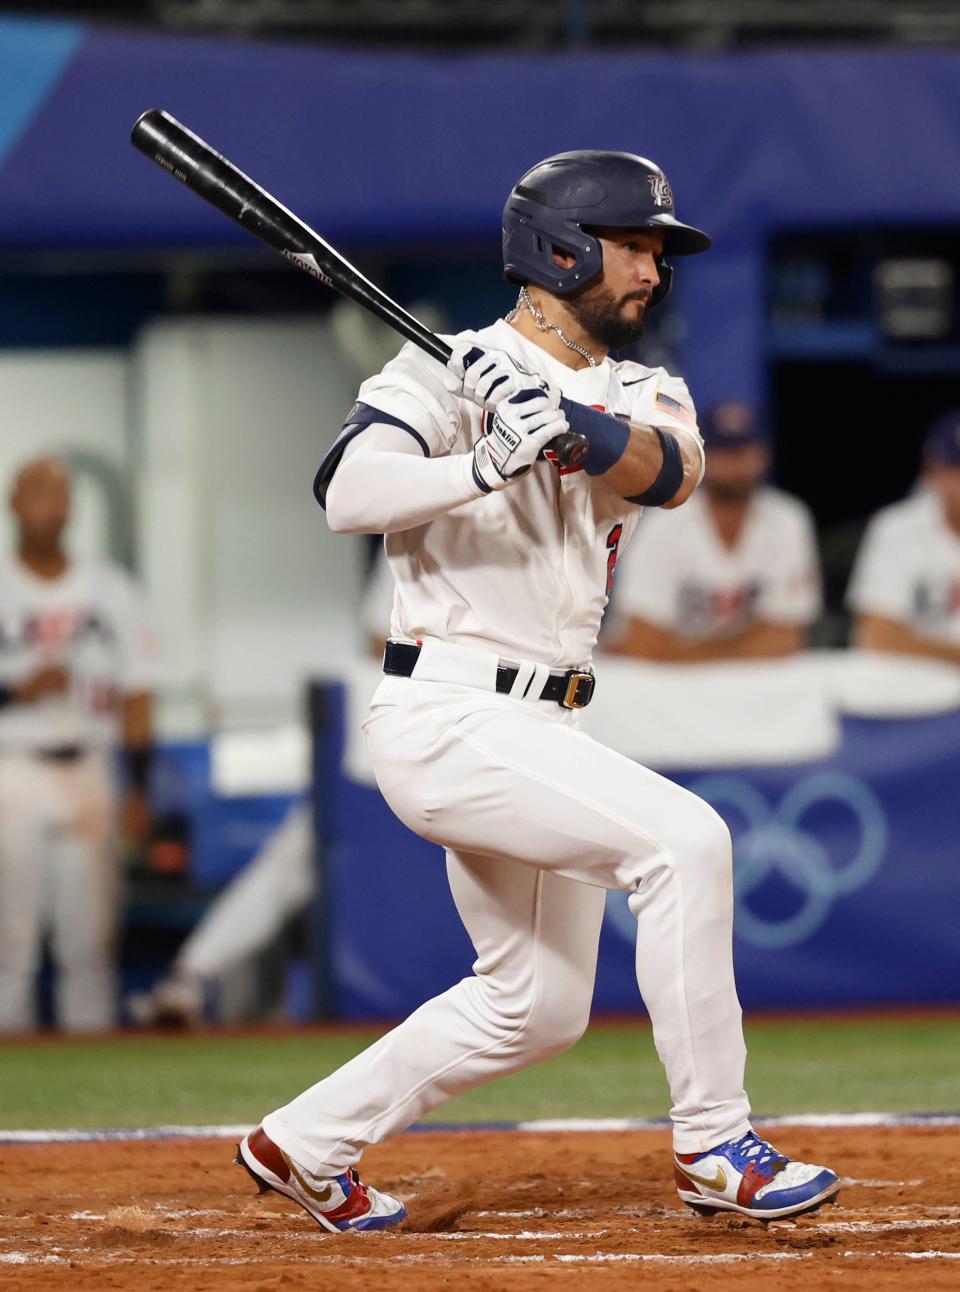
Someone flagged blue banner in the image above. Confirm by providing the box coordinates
[314,685,960,1017]
[5,22,960,397]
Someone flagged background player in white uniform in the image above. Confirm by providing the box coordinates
[848,411,960,664]
[237,151,839,1232]
[610,402,821,659]
[0,457,155,1031]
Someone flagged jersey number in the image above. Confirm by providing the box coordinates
[605,523,623,596]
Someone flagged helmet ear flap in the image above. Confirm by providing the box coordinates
[650,258,673,309]
[502,198,605,296]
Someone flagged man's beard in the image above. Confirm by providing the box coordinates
[706,478,755,504]
[567,282,650,349]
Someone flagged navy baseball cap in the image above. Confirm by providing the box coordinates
[699,402,767,450]
[925,411,960,466]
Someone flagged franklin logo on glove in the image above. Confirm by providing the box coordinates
[489,416,521,453]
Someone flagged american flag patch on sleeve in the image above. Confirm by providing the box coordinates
[655,391,696,428]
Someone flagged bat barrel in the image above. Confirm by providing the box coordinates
[131,109,586,466]
[132,109,450,364]
[132,109,314,257]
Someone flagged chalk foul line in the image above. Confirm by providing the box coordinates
[2,1111,959,1144]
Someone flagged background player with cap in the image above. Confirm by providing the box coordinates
[610,401,822,660]
[849,411,960,664]
[0,457,155,1032]
[236,151,840,1232]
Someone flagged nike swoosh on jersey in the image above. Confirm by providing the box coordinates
[620,375,654,386]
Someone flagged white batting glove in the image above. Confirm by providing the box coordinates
[471,389,570,493]
[448,342,560,412]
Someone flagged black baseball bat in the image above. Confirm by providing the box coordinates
[130,109,588,469]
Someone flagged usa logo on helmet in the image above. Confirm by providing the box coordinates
[647,174,673,208]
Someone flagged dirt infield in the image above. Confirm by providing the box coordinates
[1,1126,958,1289]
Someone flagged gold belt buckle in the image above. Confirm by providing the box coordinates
[561,671,595,709]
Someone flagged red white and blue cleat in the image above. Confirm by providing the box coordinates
[674,1129,841,1221]
[237,1125,407,1233]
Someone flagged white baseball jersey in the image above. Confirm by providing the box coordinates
[611,486,821,640]
[847,490,960,644]
[319,318,703,668]
[0,557,154,751]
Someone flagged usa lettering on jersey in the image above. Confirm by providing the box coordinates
[0,609,118,653]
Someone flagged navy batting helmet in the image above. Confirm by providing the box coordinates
[502,150,710,305]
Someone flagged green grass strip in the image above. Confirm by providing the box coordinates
[0,1015,956,1130]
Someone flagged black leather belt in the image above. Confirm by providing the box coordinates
[383,640,596,710]
[34,745,86,762]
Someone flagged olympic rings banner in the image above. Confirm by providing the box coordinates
[312,686,960,1017]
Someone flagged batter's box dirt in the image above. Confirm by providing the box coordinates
[0,1128,958,1290]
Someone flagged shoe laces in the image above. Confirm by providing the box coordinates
[731,1131,788,1174]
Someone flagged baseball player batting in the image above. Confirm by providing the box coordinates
[237,151,840,1231]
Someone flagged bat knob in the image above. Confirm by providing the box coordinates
[551,431,589,469]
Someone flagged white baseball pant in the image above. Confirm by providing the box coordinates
[0,751,118,1032]
[264,645,751,1170]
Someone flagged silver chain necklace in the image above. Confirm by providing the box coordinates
[507,287,599,368]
